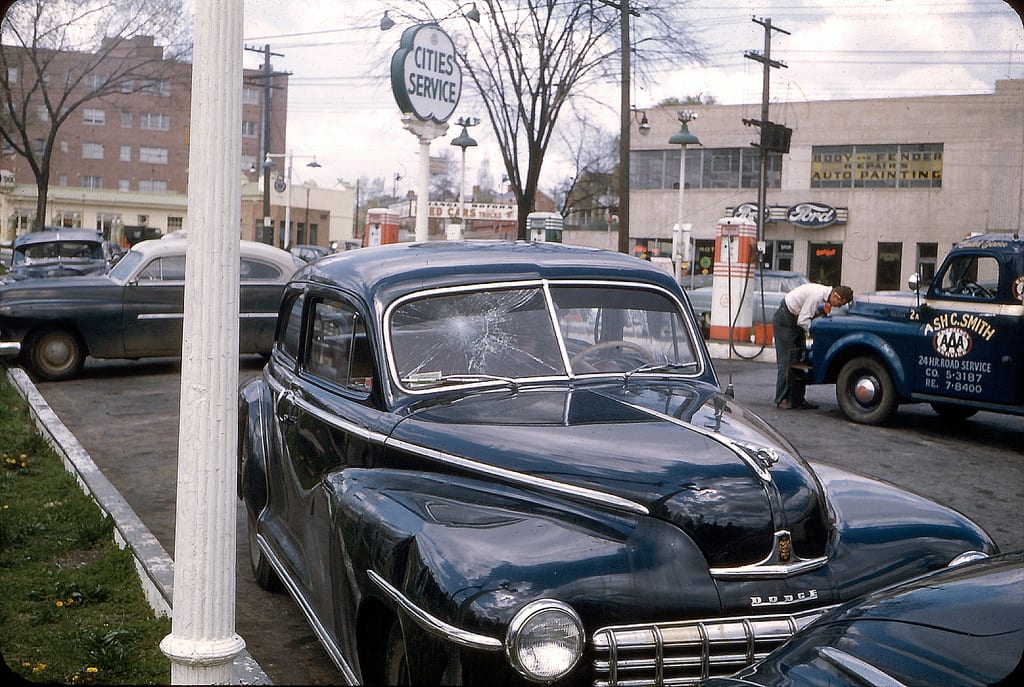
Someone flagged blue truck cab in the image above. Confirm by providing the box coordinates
[808,233,1024,424]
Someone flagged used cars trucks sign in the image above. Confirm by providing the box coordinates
[390,24,461,123]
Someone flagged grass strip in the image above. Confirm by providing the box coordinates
[0,366,171,684]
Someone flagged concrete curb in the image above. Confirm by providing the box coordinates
[5,367,270,685]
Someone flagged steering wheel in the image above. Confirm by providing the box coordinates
[569,340,654,368]
[957,280,993,298]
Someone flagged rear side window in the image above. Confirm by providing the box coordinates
[240,257,282,281]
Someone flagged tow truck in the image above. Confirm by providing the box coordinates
[808,233,1023,425]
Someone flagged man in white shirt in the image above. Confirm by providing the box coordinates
[773,283,853,409]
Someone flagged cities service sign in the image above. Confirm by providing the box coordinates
[391,24,462,124]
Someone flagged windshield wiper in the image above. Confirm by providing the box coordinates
[622,361,699,385]
[402,371,520,391]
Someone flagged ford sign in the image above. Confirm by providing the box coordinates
[787,202,837,228]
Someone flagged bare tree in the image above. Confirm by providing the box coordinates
[0,0,191,230]
[553,109,618,220]
[373,1,703,240]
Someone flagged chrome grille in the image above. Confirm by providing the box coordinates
[591,607,831,686]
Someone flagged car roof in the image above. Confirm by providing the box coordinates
[293,240,683,304]
[13,228,104,247]
[130,237,300,271]
[953,233,1023,256]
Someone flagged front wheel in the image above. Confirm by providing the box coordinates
[25,327,86,381]
[385,621,411,686]
[836,355,897,425]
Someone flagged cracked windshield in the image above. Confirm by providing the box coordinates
[390,283,698,387]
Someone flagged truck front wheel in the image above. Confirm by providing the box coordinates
[836,356,897,425]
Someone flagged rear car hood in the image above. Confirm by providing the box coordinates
[391,381,830,569]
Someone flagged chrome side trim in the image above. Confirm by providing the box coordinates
[367,569,503,651]
[137,312,276,320]
[710,530,828,579]
[384,436,649,516]
[256,533,360,684]
[266,375,390,444]
[816,646,908,687]
[612,396,775,483]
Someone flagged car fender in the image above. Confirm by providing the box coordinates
[329,468,719,641]
[238,375,271,511]
[811,328,910,396]
[812,461,997,599]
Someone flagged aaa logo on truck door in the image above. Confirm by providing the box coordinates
[932,326,973,359]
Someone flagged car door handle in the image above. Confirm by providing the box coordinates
[275,388,300,424]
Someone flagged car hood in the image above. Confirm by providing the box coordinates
[390,381,830,569]
[7,261,107,280]
[0,273,115,293]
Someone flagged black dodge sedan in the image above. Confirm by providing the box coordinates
[0,237,301,380]
[238,241,996,686]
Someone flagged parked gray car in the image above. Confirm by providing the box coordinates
[0,238,302,380]
[685,270,808,337]
[4,228,121,281]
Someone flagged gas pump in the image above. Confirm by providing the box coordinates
[527,212,563,243]
[363,208,399,247]
[708,217,756,341]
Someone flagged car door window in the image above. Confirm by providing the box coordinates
[937,254,999,300]
[305,299,372,393]
[137,255,186,281]
[277,293,305,362]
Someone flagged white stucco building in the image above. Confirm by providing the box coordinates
[621,79,1023,295]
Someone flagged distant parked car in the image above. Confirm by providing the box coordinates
[706,550,1024,687]
[238,240,995,686]
[4,228,121,281]
[0,238,303,380]
[289,244,330,262]
[685,270,808,337]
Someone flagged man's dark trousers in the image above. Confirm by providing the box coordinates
[773,305,805,405]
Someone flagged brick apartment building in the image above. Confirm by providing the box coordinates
[1,35,290,242]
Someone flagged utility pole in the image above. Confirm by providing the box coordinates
[618,1,631,255]
[243,44,286,242]
[597,0,640,255]
[744,17,790,253]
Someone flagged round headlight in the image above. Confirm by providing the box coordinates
[506,600,583,682]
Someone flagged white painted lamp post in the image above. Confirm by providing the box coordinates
[449,117,479,240]
[263,151,320,250]
[669,110,700,284]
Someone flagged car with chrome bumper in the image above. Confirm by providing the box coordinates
[705,550,1023,686]
[0,238,302,380]
[238,241,996,686]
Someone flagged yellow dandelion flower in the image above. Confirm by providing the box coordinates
[56,600,64,607]
[86,667,99,673]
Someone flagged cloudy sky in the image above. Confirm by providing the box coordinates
[239,0,1023,194]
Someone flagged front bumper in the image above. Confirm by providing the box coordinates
[1,340,21,359]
